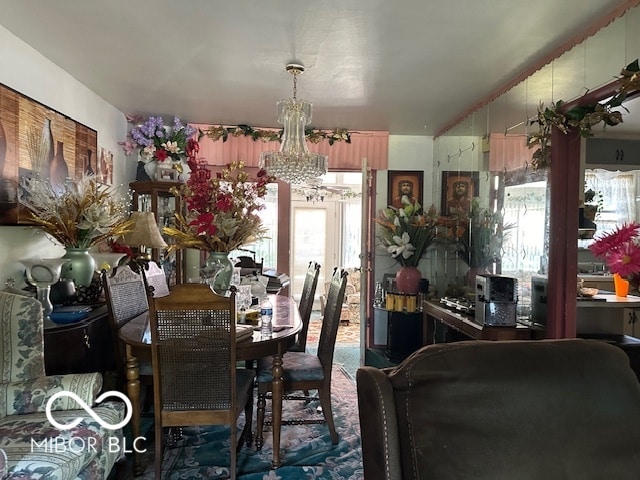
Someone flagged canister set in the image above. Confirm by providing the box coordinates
[385,291,421,312]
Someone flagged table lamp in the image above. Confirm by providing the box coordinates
[121,211,167,263]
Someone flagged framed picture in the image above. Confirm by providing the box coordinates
[441,171,480,216]
[0,82,97,225]
[387,170,423,208]
[157,163,177,181]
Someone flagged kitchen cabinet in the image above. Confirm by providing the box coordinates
[576,294,640,335]
[129,180,184,285]
[585,138,640,166]
[623,308,640,338]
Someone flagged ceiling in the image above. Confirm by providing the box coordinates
[0,0,637,136]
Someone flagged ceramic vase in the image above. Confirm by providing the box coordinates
[201,251,233,294]
[61,248,96,287]
[395,265,421,294]
[21,257,69,319]
[144,160,158,180]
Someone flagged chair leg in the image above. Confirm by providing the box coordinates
[318,387,338,444]
[238,392,254,451]
[230,421,237,480]
[255,392,267,451]
[154,423,163,480]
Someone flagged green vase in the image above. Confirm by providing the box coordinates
[61,248,96,287]
[202,251,233,294]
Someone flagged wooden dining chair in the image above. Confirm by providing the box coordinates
[102,264,154,392]
[255,267,348,448]
[142,260,170,298]
[289,261,321,352]
[148,284,255,480]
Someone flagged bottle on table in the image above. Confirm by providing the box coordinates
[260,296,273,337]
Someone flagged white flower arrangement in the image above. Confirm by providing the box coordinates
[375,202,439,267]
[19,175,132,248]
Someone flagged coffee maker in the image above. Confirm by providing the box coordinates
[475,274,518,326]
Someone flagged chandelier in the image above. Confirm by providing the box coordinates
[259,63,328,184]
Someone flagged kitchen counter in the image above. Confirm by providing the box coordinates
[578,274,615,292]
[577,293,640,335]
[577,293,640,307]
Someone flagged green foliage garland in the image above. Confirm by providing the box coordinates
[199,124,352,146]
[528,59,640,169]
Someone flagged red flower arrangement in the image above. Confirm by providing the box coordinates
[589,222,640,283]
[163,152,275,253]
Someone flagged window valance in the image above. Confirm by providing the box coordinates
[190,124,389,171]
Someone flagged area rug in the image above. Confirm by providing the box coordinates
[136,367,363,479]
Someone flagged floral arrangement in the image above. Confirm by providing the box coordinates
[528,59,639,169]
[440,198,514,270]
[200,124,351,145]
[163,159,275,253]
[589,223,640,285]
[375,202,439,267]
[19,176,132,248]
[119,114,198,170]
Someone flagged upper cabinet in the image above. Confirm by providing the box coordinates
[585,138,640,167]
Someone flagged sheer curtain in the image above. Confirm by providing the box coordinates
[584,169,637,234]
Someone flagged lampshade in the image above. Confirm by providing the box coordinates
[259,63,328,184]
[121,211,167,249]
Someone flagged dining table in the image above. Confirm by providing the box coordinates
[118,293,302,474]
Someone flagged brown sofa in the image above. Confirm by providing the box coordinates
[357,339,640,480]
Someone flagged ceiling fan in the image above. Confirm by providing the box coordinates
[293,178,357,203]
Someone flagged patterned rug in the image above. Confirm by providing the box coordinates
[306,310,362,381]
[134,367,363,479]
[306,311,361,345]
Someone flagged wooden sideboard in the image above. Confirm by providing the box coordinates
[423,300,540,343]
[43,305,115,376]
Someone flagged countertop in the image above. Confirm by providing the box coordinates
[577,293,640,307]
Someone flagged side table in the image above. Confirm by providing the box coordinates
[373,306,425,363]
[43,305,114,375]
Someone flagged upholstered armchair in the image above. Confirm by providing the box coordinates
[357,339,640,480]
[344,267,361,322]
[320,267,361,324]
[0,291,125,480]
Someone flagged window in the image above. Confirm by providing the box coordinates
[585,169,636,234]
[230,183,278,270]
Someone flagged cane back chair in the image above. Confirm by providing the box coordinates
[255,267,348,448]
[148,284,255,479]
[289,261,321,352]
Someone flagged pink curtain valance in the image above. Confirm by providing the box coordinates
[488,133,531,171]
[190,124,389,171]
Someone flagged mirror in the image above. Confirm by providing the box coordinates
[429,6,640,322]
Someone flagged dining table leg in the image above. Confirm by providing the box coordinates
[270,351,284,468]
[124,349,143,476]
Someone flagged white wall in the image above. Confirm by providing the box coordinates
[374,135,434,284]
[0,25,132,288]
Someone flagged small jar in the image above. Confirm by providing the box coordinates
[394,293,405,312]
[405,293,417,313]
[385,292,395,310]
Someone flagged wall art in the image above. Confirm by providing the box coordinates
[387,170,423,209]
[0,82,97,224]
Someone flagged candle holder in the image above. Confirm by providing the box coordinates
[21,257,69,319]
